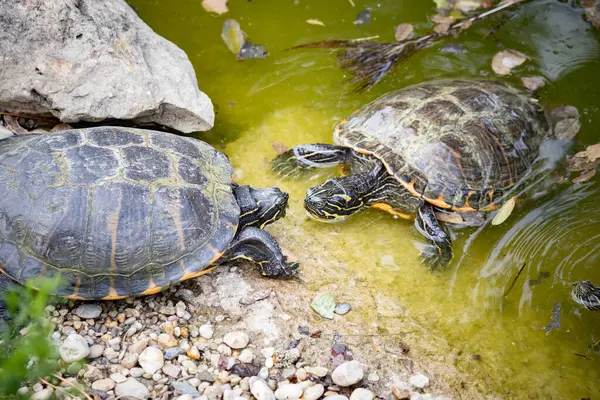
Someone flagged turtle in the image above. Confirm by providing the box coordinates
[0,126,298,313]
[571,281,600,311]
[272,79,552,269]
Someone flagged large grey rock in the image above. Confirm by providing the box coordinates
[0,0,213,133]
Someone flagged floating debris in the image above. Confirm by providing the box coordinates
[491,49,528,75]
[311,293,336,319]
[306,19,326,26]
[439,43,465,55]
[271,141,290,155]
[334,303,352,315]
[239,41,267,59]
[394,24,414,41]
[433,0,450,9]
[491,197,516,226]
[529,271,550,286]
[521,76,546,91]
[221,19,246,55]
[567,143,600,183]
[545,302,561,335]
[572,169,596,184]
[583,2,600,30]
[202,0,228,15]
[354,9,371,26]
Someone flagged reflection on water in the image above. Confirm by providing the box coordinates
[130,0,600,397]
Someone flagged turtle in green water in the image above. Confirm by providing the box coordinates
[572,281,600,311]
[272,79,554,269]
[0,127,298,313]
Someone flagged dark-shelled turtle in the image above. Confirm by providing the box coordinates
[0,127,298,308]
[273,79,553,269]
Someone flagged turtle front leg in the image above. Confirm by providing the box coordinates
[415,203,453,270]
[0,273,15,325]
[220,227,299,278]
[271,144,351,177]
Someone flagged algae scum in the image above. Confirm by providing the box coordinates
[129,0,600,398]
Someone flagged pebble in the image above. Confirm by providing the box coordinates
[200,324,215,339]
[130,367,144,378]
[139,346,165,375]
[91,378,115,391]
[129,338,149,354]
[110,373,127,383]
[367,372,379,382]
[238,348,254,363]
[198,370,216,382]
[334,303,352,315]
[350,388,374,400]
[251,378,276,400]
[224,331,250,349]
[187,346,201,360]
[177,395,194,400]
[115,378,150,399]
[88,344,105,359]
[392,386,410,400]
[165,347,185,360]
[274,383,303,400]
[74,304,102,319]
[303,384,325,400]
[409,373,430,389]
[59,334,90,362]
[172,381,201,396]
[121,353,139,369]
[30,388,53,400]
[305,366,328,378]
[163,363,181,378]
[158,333,178,348]
[331,361,363,387]
[325,396,349,400]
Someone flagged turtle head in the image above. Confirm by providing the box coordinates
[571,280,600,311]
[304,177,364,222]
[234,184,289,230]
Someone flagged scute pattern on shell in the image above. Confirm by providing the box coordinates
[335,79,551,211]
[0,127,238,299]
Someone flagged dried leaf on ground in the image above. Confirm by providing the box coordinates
[354,9,371,26]
[202,0,228,14]
[395,23,414,41]
[491,49,528,75]
[3,115,28,135]
[521,76,546,91]
[271,141,289,155]
[311,293,336,319]
[221,19,246,55]
[572,168,596,184]
[554,118,581,140]
[306,19,326,26]
[491,197,516,226]
[567,143,600,172]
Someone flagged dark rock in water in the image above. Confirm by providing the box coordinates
[230,363,260,377]
[0,0,214,133]
[354,9,372,26]
[529,271,550,286]
[238,41,267,59]
[545,302,561,334]
[331,343,354,369]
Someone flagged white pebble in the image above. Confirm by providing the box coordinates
[91,378,115,392]
[331,361,363,387]
[238,348,254,363]
[305,366,328,378]
[59,334,90,363]
[302,384,324,400]
[251,378,275,400]
[325,396,349,400]
[200,324,215,339]
[115,378,150,399]
[275,383,303,400]
[223,331,250,349]
[139,346,164,375]
[349,388,374,400]
[409,373,430,389]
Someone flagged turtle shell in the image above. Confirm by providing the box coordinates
[335,79,551,212]
[0,127,238,299]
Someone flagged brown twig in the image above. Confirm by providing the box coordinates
[503,263,527,297]
[50,373,94,400]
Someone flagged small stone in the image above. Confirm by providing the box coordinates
[74,304,102,319]
[115,378,150,399]
[265,358,274,368]
[139,346,165,375]
[87,344,104,359]
[158,333,178,348]
[391,386,410,400]
[237,348,254,363]
[251,378,275,400]
[165,347,185,360]
[409,373,430,389]
[60,334,90,362]
[130,367,144,378]
[200,324,215,339]
[274,383,303,400]
[172,381,201,396]
[215,315,225,322]
[281,368,296,379]
[129,338,149,354]
[92,378,116,391]
[163,363,181,378]
[66,362,83,375]
[198,370,216,382]
[331,361,363,387]
[218,343,233,355]
[103,347,119,362]
[159,304,176,315]
[305,366,328,378]
[261,347,275,358]
[30,388,54,400]
[224,331,250,349]
[367,372,379,382]
[303,384,325,400]
[350,388,374,400]
[110,373,127,383]
[334,303,351,315]
[325,396,349,400]
[296,368,307,381]
[177,395,194,400]
[121,353,139,369]
[187,346,201,360]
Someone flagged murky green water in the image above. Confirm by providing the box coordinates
[129,0,600,397]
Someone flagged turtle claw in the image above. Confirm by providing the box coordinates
[271,150,314,178]
[421,244,452,271]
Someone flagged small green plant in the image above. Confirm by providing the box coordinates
[0,276,61,397]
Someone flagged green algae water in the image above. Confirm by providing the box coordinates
[129,0,600,397]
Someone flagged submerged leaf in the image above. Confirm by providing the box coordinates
[271,141,290,155]
[311,293,336,319]
[306,19,326,26]
[395,23,414,41]
[554,118,581,140]
[491,197,516,226]
[202,0,228,15]
[545,302,561,335]
[221,19,246,54]
[354,9,372,26]
[238,41,267,59]
[491,49,528,75]
[572,168,596,184]
[521,76,546,91]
